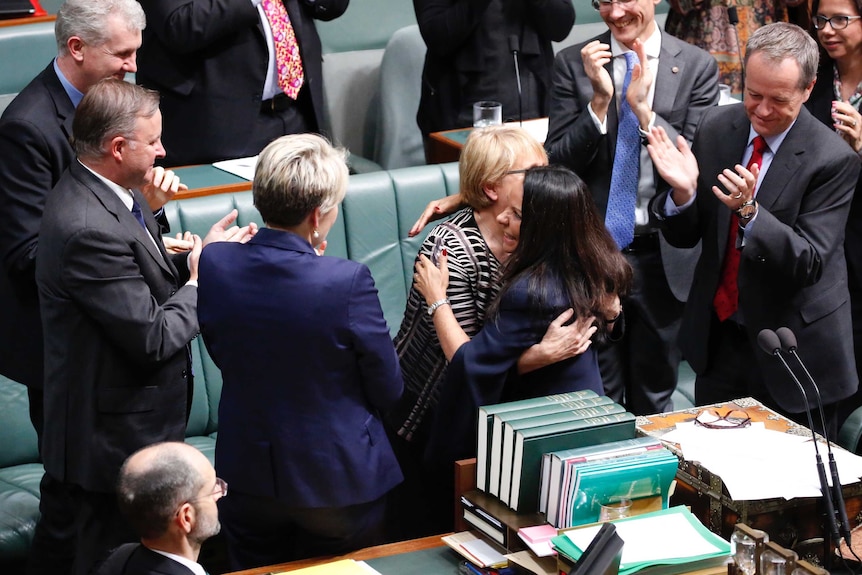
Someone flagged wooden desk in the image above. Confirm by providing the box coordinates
[223,534,453,575]
[637,398,862,567]
[222,532,730,575]
[173,164,251,200]
[427,128,471,164]
[426,118,549,165]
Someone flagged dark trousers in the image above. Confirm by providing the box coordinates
[695,317,838,438]
[26,387,78,575]
[384,426,453,542]
[599,245,684,415]
[219,490,388,571]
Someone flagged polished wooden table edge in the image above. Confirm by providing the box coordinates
[223,533,452,575]
[174,181,252,200]
[0,13,54,27]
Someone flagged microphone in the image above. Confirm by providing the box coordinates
[756,329,842,544]
[509,35,523,126]
[775,327,853,545]
[726,5,745,88]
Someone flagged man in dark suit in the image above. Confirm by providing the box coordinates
[0,2,184,573]
[36,78,254,575]
[136,0,349,167]
[544,0,719,415]
[647,22,859,434]
[94,442,224,575]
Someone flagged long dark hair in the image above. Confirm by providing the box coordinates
[490,166,632,337]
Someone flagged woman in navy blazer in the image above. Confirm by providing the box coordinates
[197,134,403,570]
[415,166,632,465]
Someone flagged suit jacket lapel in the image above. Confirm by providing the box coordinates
[44,65,76,146]
[713,107,751,252]
[71,163,176,279]
[132,189,181,279]
[755,112,808,212]
[653,32,681,119]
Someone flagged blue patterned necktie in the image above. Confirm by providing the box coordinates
[606,51,641,250]
[131,199,148,231]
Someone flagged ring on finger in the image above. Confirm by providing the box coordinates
[732,192,743,199]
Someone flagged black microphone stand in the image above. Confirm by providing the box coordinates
[776,327,854,547]
[756,329,842,545]
[509,35,522,126]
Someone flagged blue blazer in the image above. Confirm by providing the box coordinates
[198,228,403,508]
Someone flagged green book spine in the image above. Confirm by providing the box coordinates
[488,396,615,497]
[509,412,636,512]
[475,390,598,492]
[499,403,626,502]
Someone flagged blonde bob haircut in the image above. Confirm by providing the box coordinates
[253,134,349,229]
[459,125,547,210]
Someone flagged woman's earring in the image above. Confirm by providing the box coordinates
[313,229,320,239]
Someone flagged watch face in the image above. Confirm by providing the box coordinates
[738,204,756,219]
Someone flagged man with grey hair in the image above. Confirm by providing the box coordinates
[36,78,254,575]
[0,3,172,574]
[93,442,224,575]
[647,22,859,435]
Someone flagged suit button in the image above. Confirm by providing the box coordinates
[182,369,188,378]
[756,255,766,262]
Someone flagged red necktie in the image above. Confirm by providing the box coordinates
[262,0,304,99]
[713,135,767,322]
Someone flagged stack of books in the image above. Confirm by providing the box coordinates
[475,393,637,512]
[539,437,679,528]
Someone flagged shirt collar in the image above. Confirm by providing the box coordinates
[78,159,135,211]
[148,548,206,575]
[53,58,85,109]
[748,120,795,154]
[610,25,662,60]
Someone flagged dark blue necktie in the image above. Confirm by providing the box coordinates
[131,199,148,231]
[606,51,641,250]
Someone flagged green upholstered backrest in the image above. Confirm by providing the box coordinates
[318,0,417,53]
[165,162,460,337]
[0,21,55,95]
[0,376,38,467]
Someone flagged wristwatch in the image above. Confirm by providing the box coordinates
[737,199,757,221]
[427,298,451,316]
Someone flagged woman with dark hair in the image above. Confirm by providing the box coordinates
[807,0,862,148]
[414,165,631,462]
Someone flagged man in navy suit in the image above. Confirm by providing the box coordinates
[544,0,719,416]
[647,23,859,435]
[0,2,184,573]
[94,442,224,575]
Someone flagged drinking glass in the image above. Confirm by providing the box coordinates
[473,101,502,128]
[731,530,757,575]
[598,498,632,522]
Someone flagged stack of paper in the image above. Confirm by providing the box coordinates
[552,506,730,575]
[442,531,508,568]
